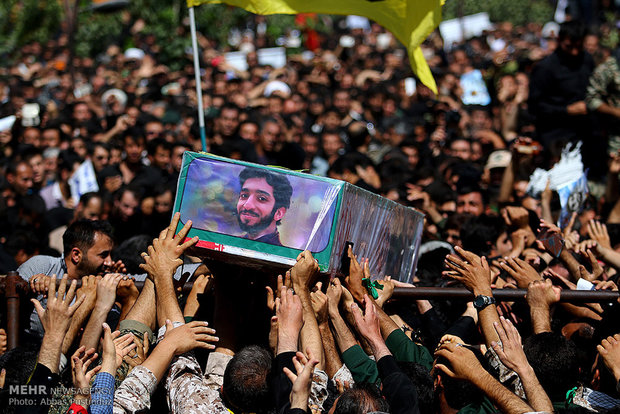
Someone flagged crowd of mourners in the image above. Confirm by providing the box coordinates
[2,2,620,413]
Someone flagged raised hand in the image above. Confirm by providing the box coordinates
[184,273,213,318]
[283,349,320,411]
[344,246,367,302]
[577,249,604,282]
[266,271,291,312]
[598,334,620,382]
[443,246,492,295]
[434,341,484,381]
[101,323,135,373]
[140,212,199,280]
[108,259,127,274]
[498,257,541,288]
[310,282,328,325]
[276,285,304,353]
[32,274,85,334]
[96,273,123,311]
[375,276,394,308]
[71,346,100,396]
[491,317,530,374]
[290,250,319,290]
[350,295,382,344]
[326,278,343,316]
[526,279,560,310]
[162,320,218,355]
[587,220,611,250]
[124,332,150,368]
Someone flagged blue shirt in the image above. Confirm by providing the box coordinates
[90,372,115,414]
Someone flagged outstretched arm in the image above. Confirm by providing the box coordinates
[289,251,325,371]
[139,212,198,327]
[443,247,500,348]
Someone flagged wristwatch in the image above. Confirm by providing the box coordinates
[473,295,496,310]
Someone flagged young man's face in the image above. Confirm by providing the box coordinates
[77,232,113,276]
[237,177,283,234]
[456,192,484,216]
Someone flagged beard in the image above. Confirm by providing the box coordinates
[237,209,276,236]
[78,255,105,276]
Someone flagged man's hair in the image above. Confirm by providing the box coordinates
[219,102,240,116]
[89,141,110,156]
[63,219,113,256]
[397,362,435,413]
[222,345,273,413]
[333,383,390,414]
[460,214,506,257]
[238,168,293,211]
[20,146,43,162]
[115,185,143,203]
[147,137,172,157]
[559,21,586,42]
[259,117,280,132]
[523,332,580,401]
[112,234,151,274]
[80,191,102,206]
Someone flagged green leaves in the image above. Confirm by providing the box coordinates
[443,0,553,26]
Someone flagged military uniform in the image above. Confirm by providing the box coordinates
[586,54,620,154]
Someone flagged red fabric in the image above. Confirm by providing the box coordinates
[66,403,88,414]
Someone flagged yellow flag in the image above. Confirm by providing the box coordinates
[187,0,443,93]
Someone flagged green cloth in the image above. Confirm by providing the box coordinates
[341,344,379,385]
[385,329,433,370]
[458,397,498,414]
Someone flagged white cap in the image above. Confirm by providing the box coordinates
[264,80,291,98]
[124,47,145,60]
[485,150,512,170]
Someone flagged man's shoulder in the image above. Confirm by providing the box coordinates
[17,255,64,279]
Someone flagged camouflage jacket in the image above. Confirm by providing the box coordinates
[113,351,231,414]
[586,55,620,114]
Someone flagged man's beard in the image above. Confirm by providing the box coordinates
[78,256,105,276]
[237,209,276,236]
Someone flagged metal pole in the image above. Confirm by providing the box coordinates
[54,280,620,303]
[5,271,27,350]
[392,287,620,303]
[188,6,208,152]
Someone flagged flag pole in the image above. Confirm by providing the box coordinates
[188,6,208,152]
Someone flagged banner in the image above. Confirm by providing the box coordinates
[68,160,99,204]
[187,0,443,93]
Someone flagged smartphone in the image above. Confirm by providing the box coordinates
[538,229,564,257]
[340,241,354,274]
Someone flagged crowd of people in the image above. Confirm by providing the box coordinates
[1,3,620,413]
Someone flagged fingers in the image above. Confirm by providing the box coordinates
[68,294,86,315]
[72,345,86,360]
[363,294,375,318]
[56,274,69,301]
[284,271,291,289]
[434,363,456,378]
[283,366,297,383]
[64,278,78,304]
[176,216,194,242]
[179,236,199,251]
[143,331,150,354]
[31,298,45,321]
[48,274,58,299]
[350,302,363,327]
